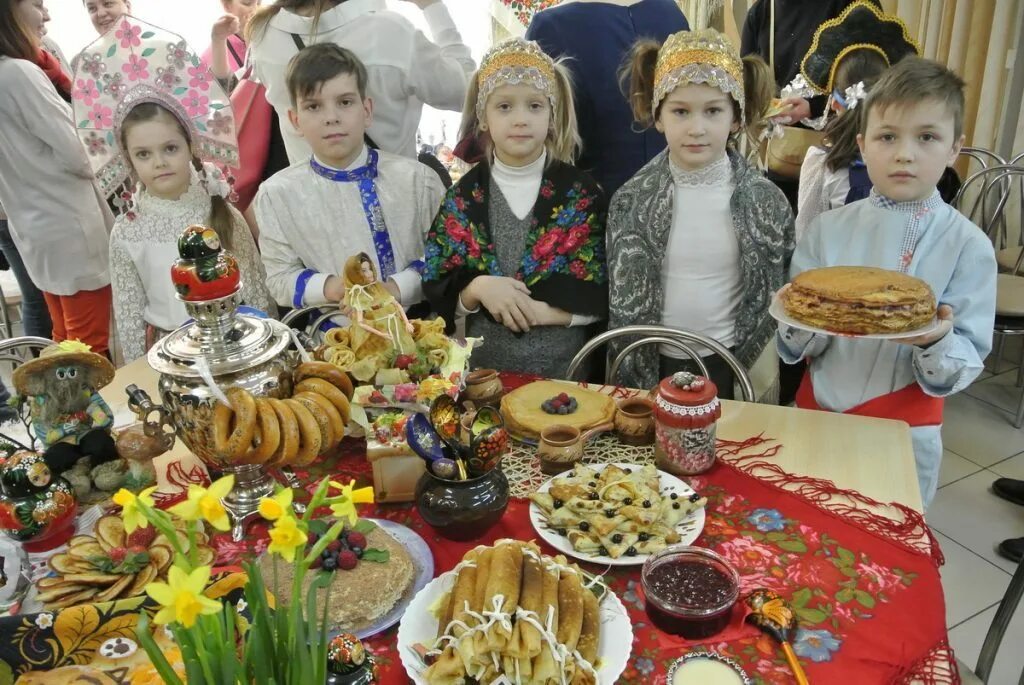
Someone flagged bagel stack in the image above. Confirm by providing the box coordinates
[212,362,355,466]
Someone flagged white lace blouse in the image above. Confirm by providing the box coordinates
[109,180,274,362]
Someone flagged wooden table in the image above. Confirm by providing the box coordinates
[102,357,923,512]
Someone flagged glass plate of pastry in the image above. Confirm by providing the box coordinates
[398,539,632,685]
[528,463,707,566]
[770,266,941,340]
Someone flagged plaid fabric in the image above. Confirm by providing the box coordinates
[869,189,944,272]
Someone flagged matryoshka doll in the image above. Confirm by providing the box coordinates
[169,225,241,302]
[653,372,722,476]
[0,451,78,552]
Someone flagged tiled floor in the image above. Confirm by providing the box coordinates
[934,342,1024,683]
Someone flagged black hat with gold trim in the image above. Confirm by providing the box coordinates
[800,1,920,95]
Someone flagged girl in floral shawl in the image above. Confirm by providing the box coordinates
[422,38,608,378]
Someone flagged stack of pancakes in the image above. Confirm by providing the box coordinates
[784,266,936,334]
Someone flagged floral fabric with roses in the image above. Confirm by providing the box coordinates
[423,159,608,331]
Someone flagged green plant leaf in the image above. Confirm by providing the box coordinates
[791,587,812,608]
[794,607,828,624]
[353,519,377,535]
[778,539,807,553]
[307,519,329,536]
[361,548,390,563]
[854,590,876,608]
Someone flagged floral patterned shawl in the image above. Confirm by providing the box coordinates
[423,159,608,331]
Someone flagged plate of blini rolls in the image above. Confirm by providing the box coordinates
[399,539,632,685]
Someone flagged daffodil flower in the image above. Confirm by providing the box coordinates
[267,513,307,563]
[169,476,234,531]
[257,488,293,522]
[146,565,222,627]
[327,480,374,524]
[113,486,157,533]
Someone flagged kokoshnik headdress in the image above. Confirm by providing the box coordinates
[71,16,239,203]
[652,28,745,123]
[475,38,558,119]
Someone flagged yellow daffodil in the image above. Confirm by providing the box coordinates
[146,565,222,627]
[267,514,307,563]
[257,488,293,522]
[113,486,157,533]
[328,480,374,524]
[168,476,234,531]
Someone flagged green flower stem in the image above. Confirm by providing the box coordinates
[302,477,331,523]
[304,519,345,564]
[137,613,184,685]
[187,523,198,568]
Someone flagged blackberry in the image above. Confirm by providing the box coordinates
[623,498,633,506]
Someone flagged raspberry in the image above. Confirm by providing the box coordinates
[559,393,570,402]
[306,531,319,546]
[345,532,367,549]
[108,547,127,564]
[126,527,156,548]
[326,540,343,553]
[336,550,358,570]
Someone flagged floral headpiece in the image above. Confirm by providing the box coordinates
[653,29,745,123]
[800,0,919,95]
[475,38,557,119]
[71,16,239,201]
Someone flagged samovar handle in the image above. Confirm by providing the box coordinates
[125,384,176,451]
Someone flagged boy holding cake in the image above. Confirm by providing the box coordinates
[777,57,996,508]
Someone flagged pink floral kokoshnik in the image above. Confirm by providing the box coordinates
[70,15,239,200]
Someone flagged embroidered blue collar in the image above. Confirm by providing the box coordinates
[310,148,378,182]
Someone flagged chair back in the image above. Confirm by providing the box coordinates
[954,164,1024,270]
[564,325,755,401]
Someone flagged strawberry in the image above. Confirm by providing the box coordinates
[127,545,146,556]
[336,550,358,570]
[126,526,156,548]
[108,547,127,565]
[345,531,367,549]
[395,354,416,370]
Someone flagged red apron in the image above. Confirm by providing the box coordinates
[795,372,944,427]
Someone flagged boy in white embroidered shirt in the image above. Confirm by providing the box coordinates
[255,44,446,313]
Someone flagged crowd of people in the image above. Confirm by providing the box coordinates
[0,0,1013,550]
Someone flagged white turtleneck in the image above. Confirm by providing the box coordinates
[303,145,423,307]
[661,154,742,357]
[491,151,546,220]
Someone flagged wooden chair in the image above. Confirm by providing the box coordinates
[563,325,756,401]
[956,555,1024,684]
[953,164,1024,427]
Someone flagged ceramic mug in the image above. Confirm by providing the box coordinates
[462,368,504,407]
[615,397,656,446]
[538,422,613,475]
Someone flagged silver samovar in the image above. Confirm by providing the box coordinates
[130,289,296,541]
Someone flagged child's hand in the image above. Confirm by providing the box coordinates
[467,275,538,333]
[528,299,572,327]
[323,275,345,304]
[211,14,240,42]
[769,97,811,125]
[898,304,954,348]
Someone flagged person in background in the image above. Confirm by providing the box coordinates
[246,0,475,163]
[83,0,130,36]
[204,0,260,80]
[992,478,1024,563]
[0,0,113,355]
[525,0,688,198]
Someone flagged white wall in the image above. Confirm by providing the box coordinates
[45,0,492,146]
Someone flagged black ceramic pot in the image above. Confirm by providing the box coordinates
[415,465,509,541]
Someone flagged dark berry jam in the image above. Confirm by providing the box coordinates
[643,553,737,639]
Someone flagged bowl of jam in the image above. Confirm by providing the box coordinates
[642,546,739,639]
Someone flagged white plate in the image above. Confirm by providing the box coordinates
[397,566,633,685]
[332,519,433,640]
[769,288,941,340]
[529,463,706,567]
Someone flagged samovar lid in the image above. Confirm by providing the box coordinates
[147,292,293,378]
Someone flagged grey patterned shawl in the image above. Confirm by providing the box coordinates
[607,149,795,391]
